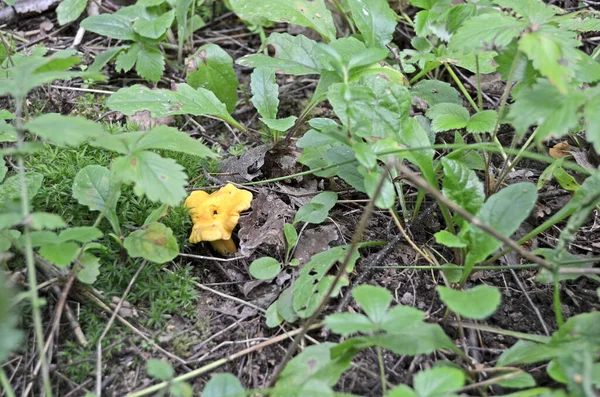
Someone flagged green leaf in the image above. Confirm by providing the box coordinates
[81,13,136,40]
[0,172,43,210]
[553,167,579,192]
[386,385,417,397]
[250,67,279,120]
[170,382,193,397]
[0,121,17,143]
[88,46,126,74]
[324,312,378,336]
[294,192,338,224]
[435,231,467,248]
[450,13,526,53]
[277,286,298,323]
[284,223,298,254]
[493,0,558,25]
[24,114,106,147]
[0,230,20,252]
[0,158,6,182]
[143,203,169,227]
[414,367,465,397]
[374,323,457,355]
[261,116,297,132]
[465,182,537,267]
[352,141,377,169]
[77,252,100,284]
[236,33,322,75]
[347,0,397,48]
[112,151,187,206]
[72,165,121,233]
[123,222,179,264]
[265,301,284,328]
[28,231,58,247]
[57,0,88,25]
[146,359,174,380]
[135,44,164,83]
[438,285,501,319]
[441,263,463,283]
[467,110,497,133]
[411,80,462,106]
[202,373,244,397]
[115,44,138,73]
[584,89,600,153]
[495,372,536,389]
[39,241,79,267]
[249,257,281,280]
[426,103,469,132]
[363,169,396,209]
[107,84,243,130]
[0,214,21,230]
[441,158,485,215]
[228,0,337,42]
[58,227,102,243]
[133,10,175,39]
[353,285,392,325]
[186,44,238,114]
[29,212,67,230]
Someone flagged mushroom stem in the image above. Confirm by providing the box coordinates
[210,239,237,255]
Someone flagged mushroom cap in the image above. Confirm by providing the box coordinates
[185,183,253,244]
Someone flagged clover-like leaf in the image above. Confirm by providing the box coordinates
[438,285,501,319]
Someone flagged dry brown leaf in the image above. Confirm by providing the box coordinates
[128,110,173,131]
[549,141,570,159]
[293,224,339,266]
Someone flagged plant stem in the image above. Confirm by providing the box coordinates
[14,97,53,396]
[493,127,538,192]
[445,64,479,112]
[475,54,483,111]
[491,51,521,141]
[0,367,16,397]
[553,275,564,327]
[376,346,387,395]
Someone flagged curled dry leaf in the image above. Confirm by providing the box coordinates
[549,140,571,159]
[238,189,294,256]
[128,110,174,131]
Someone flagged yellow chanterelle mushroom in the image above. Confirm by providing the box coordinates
[184,183,253,255]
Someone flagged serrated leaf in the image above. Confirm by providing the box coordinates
[325,313,378,336]
[250,67,279,120]
[441,157,485,215]
[88,46,126,74]
[77,252,100,284]
[29,212,67,230]
[414,367,465,397]
[467,110,497,133]
[146,359,174,380]
[353,285,392,324]
[493,0,557,25]
[186,44,238,113]
[202,373,244,397]
[236,33,322,75]
[24,114,106,147]
[135,45,164,83]
[347,0,397,48]
[57,0,88,25]
[249,257,281,280]
[465,182,537,267]
[39,241,79,267]
[133,10,174,39]
[228,0,336,42]
[81,13,136,40]
[294,192,338,224]
[58,227,103,243]
[438,285,501,319]
[0,173,43,210]
[112,151,187,206]
[427,103,469,132]
[411,80,462,106]
[123,222,178,263]
[115,44,138,73]
[450,13,525,53]
[107,84,243,130]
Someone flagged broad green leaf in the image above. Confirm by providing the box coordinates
[236,33,322,75]
[294,192,338,224]
[435,231,467,248]
[584,89,600,153]
[363,170,396,209]
[202,373,244,397]
[450,13,526,53]
[293,245,360,318]
[441,263,463,283]
[146,359,174,380]
[88,46,126,74]
[467,110,497,133]
[347,0,397,48]
[414,367,465,397]
[493,0,557,25]
[135,44,164,83]
[438,285,501,319]
[112,151,187,206]
[455,51,498,74]
[123,222,178,263]
[553,167,579,192]
[441,158,485,215]
[0,158,6,182]
[81,14,137,40]
[107,84,243,130]
[0,121,17,143]
[77,252,100,284]
[249,257,281,280]
[59,227,102,243]
[411,80,462,106]
[426,103,469,132]
[0,173,43,210]
[133,10,175,39]
[261,116,297,132]
[29,212,67,230]
[186,44,238,114]
[115,44,138,73]
[57,0,88,25]
[466,182,537,266]
[374,323,457,355]
[284,223,298,253]
[277,286,298,323]
[353,285,392,325]
[324,313,378,336]
[397,118,436,184]
[72,165,121,233]
[276,343,351,393]
[265,301,284,328]
[228,0,336,42]
[250,67,279,120]
[386,385,417,397]
[170,382,193,397]
[0,214,21,230]
[24,114,106,147]
[495,372,537,389]
[143,203,169,227]
[39,241,79,267]
[352,141,377,169]
[0,230,20,252]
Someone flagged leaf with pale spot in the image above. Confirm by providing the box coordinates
[123,222,179,263]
